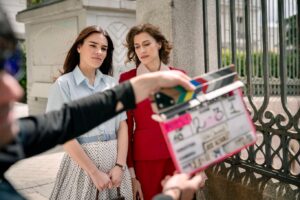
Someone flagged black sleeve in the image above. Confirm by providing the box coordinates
[18,81,136,157]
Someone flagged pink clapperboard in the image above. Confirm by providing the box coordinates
[151,66,257,175]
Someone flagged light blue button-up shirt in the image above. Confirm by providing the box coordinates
[46,66,126,141]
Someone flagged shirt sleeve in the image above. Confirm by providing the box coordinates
[119,111,127,121]
[46,80,69,112]
[17,81,136,158]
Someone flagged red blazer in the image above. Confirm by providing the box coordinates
[119,67,185,168]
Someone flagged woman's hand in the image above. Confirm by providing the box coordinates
[131,178,144,200]
[90,170,112,191]
[109,166,124,187]
[161,173,206,200]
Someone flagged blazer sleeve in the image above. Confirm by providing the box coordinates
[119,73,135,168]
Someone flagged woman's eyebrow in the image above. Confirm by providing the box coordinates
[134,40,150,46]
[88,41,98,45]
[88,41,108,47]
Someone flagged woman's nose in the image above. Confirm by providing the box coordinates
[96,48,104,55]
[140,46,146,52]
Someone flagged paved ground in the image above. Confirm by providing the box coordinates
[5,152,63,200]
[4,103,63,200]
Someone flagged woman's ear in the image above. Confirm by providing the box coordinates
[157,42,162,50]
[77,44,81,53]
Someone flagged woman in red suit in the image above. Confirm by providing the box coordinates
[119,23,206,200]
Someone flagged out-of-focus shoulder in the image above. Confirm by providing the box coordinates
[102,74,117,85]
[54,73,72,86]
[169,66,186,74]
[119,68,137,82]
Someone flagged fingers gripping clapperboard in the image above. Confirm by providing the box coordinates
[151,66,257,174]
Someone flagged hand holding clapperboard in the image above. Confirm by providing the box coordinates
[150,66,257,175]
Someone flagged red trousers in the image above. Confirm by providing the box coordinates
[135,158,176,200]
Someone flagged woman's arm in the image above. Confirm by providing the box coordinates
[109,120,128,187]
[115,120,128,167]
[119,73,144,199]
[126,110,135,170]
[126,106,144,199]
[63,139,112,190]
[119,73,135,170]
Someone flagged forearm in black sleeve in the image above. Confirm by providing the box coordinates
[18,81,136,157]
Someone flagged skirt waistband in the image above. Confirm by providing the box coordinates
[77,134,116,144]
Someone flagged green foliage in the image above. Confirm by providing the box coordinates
[29,0,44,5]
[285,15,299,49]
[18,43,27,103]
[221,49,298,78]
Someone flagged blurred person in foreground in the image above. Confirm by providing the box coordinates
[0,7,203,200]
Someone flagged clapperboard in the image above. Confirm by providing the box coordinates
[151,66,257,174]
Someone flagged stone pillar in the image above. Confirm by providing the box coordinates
[136,0,218,77]
[17,0,136,115]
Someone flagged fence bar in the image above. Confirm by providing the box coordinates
[203,0,209,72]
[298,0,300,78]
[216,0,222,69]
[278,0,287,103]
[230,0,237,65]
[244,0,256,162]
[260,0,270,97]
[255,0,271,130]
[244,0,252,96]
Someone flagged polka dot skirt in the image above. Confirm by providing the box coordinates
[50,140,133,200]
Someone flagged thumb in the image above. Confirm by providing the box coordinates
[189,174,203,189]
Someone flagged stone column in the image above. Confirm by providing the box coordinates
[136,0,218,77]
[17,0,136,115]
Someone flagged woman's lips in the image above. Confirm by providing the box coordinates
[140,55,149,59]
[92,57,102,61]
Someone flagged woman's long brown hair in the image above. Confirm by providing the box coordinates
[62,26,114,76]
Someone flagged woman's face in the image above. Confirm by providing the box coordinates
[133,32,161,67]
[77,33,108,70]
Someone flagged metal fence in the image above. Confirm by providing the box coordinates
[217,0,300,96]
[204,0,300,186]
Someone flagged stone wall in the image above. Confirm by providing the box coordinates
[204,163,300,200]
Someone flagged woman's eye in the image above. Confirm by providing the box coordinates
[134,46,140,49]
[144,43,150,46]
[101,47,107,52]
[90,44,97,48]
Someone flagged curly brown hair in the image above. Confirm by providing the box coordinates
[126,23,172,67]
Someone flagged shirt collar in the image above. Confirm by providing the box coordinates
[73,66,104,87]
[136,62,170,76]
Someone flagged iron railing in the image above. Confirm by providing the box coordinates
[204,0,300,186]
[217,0,300,96]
